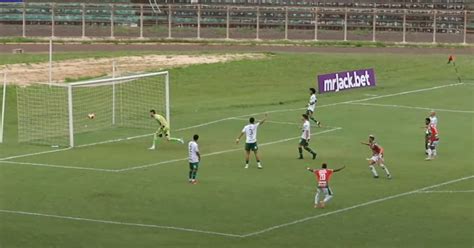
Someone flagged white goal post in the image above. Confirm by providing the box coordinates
[16,71,170,147]
[0,72,6,143]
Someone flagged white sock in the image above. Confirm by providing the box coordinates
[427,149,432,157]
[323,195,333,203]
[432,149,437,156]
[369,165,378,177]
[257,162,261,166]
[380,164,390,175]
[315,189,321,204]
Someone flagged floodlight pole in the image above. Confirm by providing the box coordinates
[22,3,26,37]
[284,7,288,40]
[140,4,144,39]
[168,4,172,39]
[49,38,53,85]
[432,10,437,44]
[256,7,260,40]
[226,6,230,39]
[197,4,201,39]
[372,7,376,42]
[110,4,115,39]
[82,3,86,38]
[51,3,55,38]
[343,8,348,41]
[314,7,318,41]
[402,9,407,43]
[463,10,467,45]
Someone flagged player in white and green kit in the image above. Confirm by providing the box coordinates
[149,109,184,150]
[188,134,200,184]
[236,114,267,169]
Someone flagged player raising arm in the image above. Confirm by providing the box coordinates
[307,163,345,208]
[236,114,267,169]
[361,135,391,179]
[149,109,184,150]
[306,88,321,127]
[298,114,317,160]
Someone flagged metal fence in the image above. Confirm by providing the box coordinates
[0,2,472,44]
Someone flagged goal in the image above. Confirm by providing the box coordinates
[16,71,170,147]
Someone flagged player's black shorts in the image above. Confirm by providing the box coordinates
[299,138,309,146]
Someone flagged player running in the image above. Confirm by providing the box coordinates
[306,163,345,208]
[298,114,317,160]
[188,134,201,184]
[306,88,321,127]
[236,114,267,169]
[361,135,391,179]
[425,118,440,161]
[149,109,184,150]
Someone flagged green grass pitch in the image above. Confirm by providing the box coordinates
[0,51,473,247]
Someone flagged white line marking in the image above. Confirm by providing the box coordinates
[0,147,71,161]
[0,83,463,162]
[116,127,342,172]
[240,175,474,237]
[0,209,241,238]
[416,190,474,193]
[349,102,474,114]
[0,175,471,238]
[231,117,300,126]
[0,161,117,172]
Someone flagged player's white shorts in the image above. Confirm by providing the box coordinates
[370,153,384,163]
[317,187,333,197]
[429,140,439,148]
[307,106,315,113]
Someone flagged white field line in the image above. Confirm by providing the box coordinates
[1,175,471,238]
[0,127,342,173]
[0,161,117,172]
[416,190,474,193]
[0,82,463,162]
[0,209,241,238]
[231,117,300,126]
[349,102,474,114]
[240,175,474,237]
[0,147,72,161]
[116,127,342,172]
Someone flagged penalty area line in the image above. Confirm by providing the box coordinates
[116,127,342,172]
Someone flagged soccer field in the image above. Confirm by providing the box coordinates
[0,51,473,247]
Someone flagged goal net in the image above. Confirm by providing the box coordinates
[16,71,169,147]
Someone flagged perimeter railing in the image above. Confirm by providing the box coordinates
[0,2,472,44]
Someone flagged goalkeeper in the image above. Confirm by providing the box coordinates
[149,109,184,150]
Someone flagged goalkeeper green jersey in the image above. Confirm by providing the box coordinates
[153,114,169,129]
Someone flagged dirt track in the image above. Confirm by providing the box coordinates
[1,43,473,55]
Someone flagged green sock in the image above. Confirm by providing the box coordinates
[169,137,182,143]
[192,170,198,180]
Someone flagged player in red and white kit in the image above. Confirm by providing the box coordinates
[361,135,391,179]
[306,163,345,208]
[425,117,440,161]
